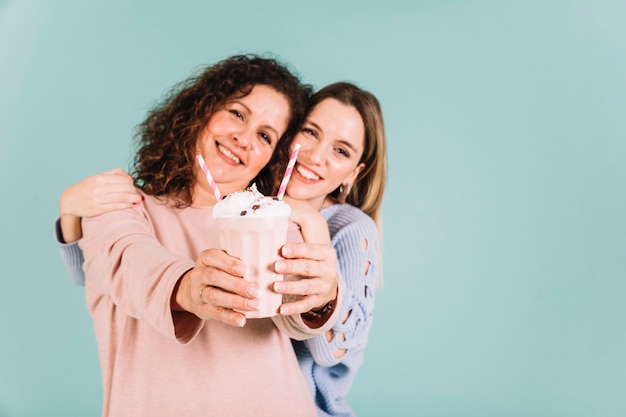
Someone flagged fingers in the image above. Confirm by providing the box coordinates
[184,282,248,327]
[274,257,335,282]
[278,295,320,316]
[99,202,142,212]
[197,285,257,328]
[273,277,323,296]
[96,190,142,205]
[279,241,334,262]
[273,277,334,314]
[272,242,339,317]
[94,174,137,193]
[200,285,259,311]
[197,302,248,328]
[61,169,141,219]
[90,171,142,209]
[183,249,260,327]
[89,191,141,215]
[199,249,248,283]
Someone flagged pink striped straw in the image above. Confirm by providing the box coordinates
[195,154,221,201]
[276,143,301,200]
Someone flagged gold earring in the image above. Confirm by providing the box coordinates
[339,183,351,202]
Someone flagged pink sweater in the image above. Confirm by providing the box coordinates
[80,194,337,417]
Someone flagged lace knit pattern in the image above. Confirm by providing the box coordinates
[296,203,379,417]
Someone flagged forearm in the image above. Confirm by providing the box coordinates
[305,282,374,367]
[59,185,83,243]
[80,206,199,343]
[59,214,82,243]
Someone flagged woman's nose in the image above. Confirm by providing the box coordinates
[304,143,326,164]
[233,127,252,148]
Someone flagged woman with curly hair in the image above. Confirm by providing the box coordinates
[62,54,341,417]
[56,80,388,417]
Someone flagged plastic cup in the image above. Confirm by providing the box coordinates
[216,215,289,318]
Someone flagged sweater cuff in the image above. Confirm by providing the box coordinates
[54,218,67,244]
[55,218,86,286]
[304,328,340,367]
[169,261,204,344]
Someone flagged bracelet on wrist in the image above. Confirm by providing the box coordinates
[302,299,335,322]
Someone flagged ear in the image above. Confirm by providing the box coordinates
[343,162,366,188]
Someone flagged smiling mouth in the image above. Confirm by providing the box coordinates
[295,164,320,181]
[217,143,241,164]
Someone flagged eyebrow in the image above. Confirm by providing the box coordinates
[232,100,280,140]
[306,120,361,153]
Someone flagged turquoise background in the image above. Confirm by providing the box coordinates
[1,1,625,416]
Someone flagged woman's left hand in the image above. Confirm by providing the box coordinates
[272,242,339,316]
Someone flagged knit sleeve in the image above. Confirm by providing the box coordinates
[304,208,378,367]
[54,218,86,287]
[271,285,342,341]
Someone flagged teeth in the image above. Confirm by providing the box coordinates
[218,144,240,164]
[296,164,319,180]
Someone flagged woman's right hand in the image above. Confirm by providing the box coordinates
[59,168,142,242]
[283,196,331,245]
[173,249,260,327]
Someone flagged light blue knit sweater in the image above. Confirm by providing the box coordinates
[54,203,378,417]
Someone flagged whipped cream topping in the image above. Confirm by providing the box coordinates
[212,183,291,218]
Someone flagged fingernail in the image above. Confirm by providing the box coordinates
[273,282,285,292]
[247,286,259,297]
[274,261,285,273]
[281,245,292,257]
[246,298,260,309]
[234,265,247,276]
[236,317,246,327]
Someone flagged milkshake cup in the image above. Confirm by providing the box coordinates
[213,184,291,318]
[215,216,289,318]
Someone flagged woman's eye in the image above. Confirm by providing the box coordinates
[229,109,244,120]
[335,147,349,158]
[303,128,317,138]
[259,132,272,144]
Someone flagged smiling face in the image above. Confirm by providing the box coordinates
[286,98,366,210]
[194,84,290,203]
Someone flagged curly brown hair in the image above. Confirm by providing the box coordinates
[131,54,311,206]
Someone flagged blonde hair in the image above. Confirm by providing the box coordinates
[306,82,388,285]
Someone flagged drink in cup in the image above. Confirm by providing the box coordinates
[212,184,291,318]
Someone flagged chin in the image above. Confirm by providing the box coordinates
[286,187,309,200]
